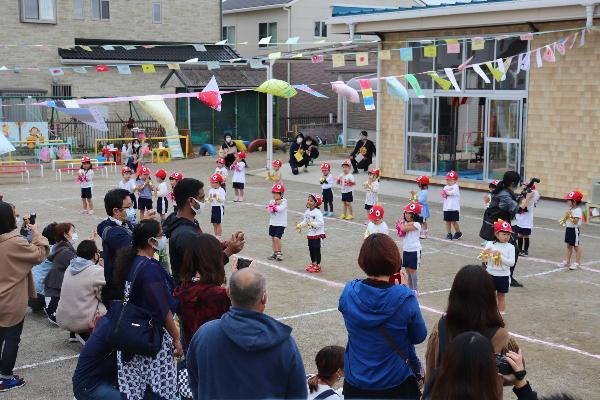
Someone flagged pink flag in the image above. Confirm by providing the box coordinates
[543,46,555,63]
[197,75,222,111]
[311,55,324,64]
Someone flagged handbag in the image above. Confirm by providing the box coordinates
[177,357,193,399]
[378,326,424,392]
[107,258,163,357]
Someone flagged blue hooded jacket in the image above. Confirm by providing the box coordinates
[186,307,307,400]
[339,279,427,390]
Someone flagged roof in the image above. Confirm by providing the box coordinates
[161,65,267,89]
[58,44,240,64]
[331,0,512,17]
[223,0,292,12]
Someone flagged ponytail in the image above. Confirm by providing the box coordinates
[492,171,520,195]
[307,375,320,394]
[308,345,345,394]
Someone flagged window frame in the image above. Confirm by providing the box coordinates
[314,21,327,38]
[91,0,110,21]
[258,22,278,48]
[20,0,57,24]
[73,0,85,20]
[222,26,236,47]
[152,2,162,24]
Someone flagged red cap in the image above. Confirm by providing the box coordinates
[489,179,500,187]
[169,172,184,181]
[320,162,331,171]
[236,151,246,159]
[140,166,151,175]
[368,168,380,177]
[446,170,459,180]
[272,182,285,194]
[341,159,351,167]
[121,166,132,174]
[368,205,385,221]
[209,173,223,183]
[216,158,225,164]
[272,159,282,168]
[155,169,167,180]
[494,219,513,234]
[565,190,583,202]
[403,201,422,215]
[416,175,430,185]
[309,193,323,207]
[81,156,91,163]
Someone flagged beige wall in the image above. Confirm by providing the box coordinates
[223,8,288,58]
[378,20,600,199]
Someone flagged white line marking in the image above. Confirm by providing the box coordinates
[14,354,79,371]
[276,308,338,321]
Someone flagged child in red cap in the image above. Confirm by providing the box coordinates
[320,162,334,216]
[397,201,423,293]
[231,151,247,202]
[560,190,584,269]
[364,204,388,238]
[442,170,462,240]
[267,159,283,184]
[266,183,287,261]
[155,169,168,221]
[481,219,515,313]
[78,156,94,214]
[168,172,183,212]
[119,166,137,210]
[214,158,228,192]
[208,174,226,239]
[297,194,325,273]
[135,166,155,220]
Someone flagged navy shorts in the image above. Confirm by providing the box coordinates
[515,226,531,236]
[232,182,244,189]
[322,188,333,203]
[211,206,224,224]
[491,275,510,293]
[269,225,285,239]
[341,192,353,203]
[156,197,168,215]
[402,251,421,270]
[565,227,580,246]
[365,204,373,211]
[129,193,137,209]
[81,187,92,199]
[443,210,460,221]
[138,197,153,212]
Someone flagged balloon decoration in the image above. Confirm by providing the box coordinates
[331,81,360,104]
[385,77,409,102]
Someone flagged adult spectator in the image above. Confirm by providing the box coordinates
[289,132,310,174]
[186,268,307,400]
[339,233,427,399]
[56,240,105,341]
[72,316,120,400]
[307,345,345,400]
[424,265,518,396]
[350,131,376,174]
[480,171,534,287]
[29,222,58,312]
[304,135,320,165]
[44,222,77,327]
[113,219,181,399]
[163,178,244,283]
[0,201,49,392]
[126,139,141,172]
[221,133,238,168]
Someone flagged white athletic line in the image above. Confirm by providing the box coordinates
[14,354,79,371]
[419,288,451,296]
[276,308,338,321]
[256,259,344,288]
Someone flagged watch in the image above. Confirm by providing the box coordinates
[514,369,527,381]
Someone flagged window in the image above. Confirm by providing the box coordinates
[407,42,433,90]
[259,22,277,48]
[222,26,236,46]
[21,0,56,23]
[314,21,327,38]
[51,84,72,99]
[73,0,84,19]
[91,0,110,20]
[152,2,161,23]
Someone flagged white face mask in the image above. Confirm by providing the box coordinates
[125,207,137,222]
[296,138,303,144]
[226,137,232,143]
[191,197,205,215]
[306,141,312,146]
[70,232,79,243]
[151,236,168,251]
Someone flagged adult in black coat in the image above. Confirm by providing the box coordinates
[304,136,320,165]
[350,131,376,173]
[221,134,239,168]
[289,133,310,175]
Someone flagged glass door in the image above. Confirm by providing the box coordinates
[405,98,435,175]
[484,99,522,180]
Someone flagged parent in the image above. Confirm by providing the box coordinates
[289,132,310,175]
[221,134,238,168]
[0,201,49,392]
[480,171,533,287]
[304,135,320,165]
[350,131,376,174]
[339,233,427,399]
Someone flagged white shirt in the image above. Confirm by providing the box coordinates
[515,190,540,229]
[268,198,288,227]
[209,187,226,207]
[307,383,343,400]
[566,207,583,228]
[156,182,168,198]
[300,208,325,238]
[232,162,246,184]
[402,222,422,252]
[78,169,94,188]
[321,174,334,190]
[365,180,379,206]
[443,183,460,211]
[338,173,355,194]
[214,166,228,179]
[484,241,515,276]
[365,221,389,237]
[119,179,136,194]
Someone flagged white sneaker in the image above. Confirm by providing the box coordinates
[569,263,580,270]
[558,260,570,268]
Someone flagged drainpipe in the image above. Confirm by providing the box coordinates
[284,6,292,132]
[585,4,596,29]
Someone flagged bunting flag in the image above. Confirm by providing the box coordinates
[141,64,156,73]
[215,39,228,45]
[117,65,132,75]
[356,52,369,66]
[332,54,345,68]
[73,66,87,74]
[445,39,460,54]
[102,45,115,50]
[520,33,534,41]
[268,52,281,60]
[517,52,530,72]
[79,45,93,52]
[444,68,461,92]
[471,37,485,50]
[54,106,108,131]
[197,75,222,111]
[458,56,474,72]
[570,32,579,48]
[405,74,425,98]
[292,84,328,98]
[400,47,413,61]
[192,44,207,52]
[49,67,64,76]
[258,36,272,45]
[473,64,491,83]
[424,45,437,58]
[543,45,556,62]
[331,81,360,103]
[95,65,109,72]
[123,45,136,50]
[580,29,586,47]
[484,61,504,81]
[556,39,566,55]
[536,48,543,67]
[207,61,220,70]
[378,50,391,60]
[285,37,299,44]
[385,77,409,102]
[167,63,180,70]
[359,79,375,111]
[142,45,156,49]
[311,55,324,64]
[291,53,303,58]
[428,72,452,91]
[249,59,263,69]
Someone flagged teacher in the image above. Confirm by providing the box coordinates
[289,132,310,175]
[350,131,376,174]
[221,134,238,168]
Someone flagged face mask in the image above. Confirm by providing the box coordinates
[151,236,168,251]
[226,137,232,143]
[125,207,137,222]
[70,232,79,243]
[191,197,205,215]
[306,141,312,145]
[296,138,303,144]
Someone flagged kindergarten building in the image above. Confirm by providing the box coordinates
[328,0,600,200]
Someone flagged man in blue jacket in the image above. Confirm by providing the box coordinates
[186,268,307,400]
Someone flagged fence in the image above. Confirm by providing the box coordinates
[277,115,340,144]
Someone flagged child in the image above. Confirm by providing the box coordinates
[412,175,430,239]
[442,170,462,240]
[214,158,228,191]
[560,190,584,270]
[119,166,137,210]
[78,156,94,214]
[169,171,183,213]
[363,168,380,214]
[231,151,247,202]
[297,193,325,273]
[307,346,345,400]
[515,182,540,257]
[337,159,355,220]
[397,201,422,293]
[364,204,389,238]
[155,169,169,221]
[480,219,515,313]
[208,174,226,239]
[135,166,155,220]
[267,159,282,184]
[320,162,334,217]
[266,183,287,261]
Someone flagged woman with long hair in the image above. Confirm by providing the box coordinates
[113,219,181,400]
[307,345,345,399]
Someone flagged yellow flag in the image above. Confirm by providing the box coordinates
[424,45,437,58]
[428,72,452,91]
[356,52,369,66]
[332,54,345,68]
[268,52,282,60]
[142,64,156,73]
[484,62,504,82]
[378,50,391,60]
[79,45,93,52]
[471,37,485,51]
[167,63,180,70]
[291,53,303,58]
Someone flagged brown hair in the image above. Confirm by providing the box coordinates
[180,234,225,285]
[358,233,401,277]
[54,222,75,243]
[308,345,345,393]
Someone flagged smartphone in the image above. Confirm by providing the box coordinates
[29,213,36,225]
[236,257,253,270]
[389,272,403,284]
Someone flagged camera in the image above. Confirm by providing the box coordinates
[236,257,254,270]
[495,354,514,375]
[29,213,36,225]
[517,177,541,201]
